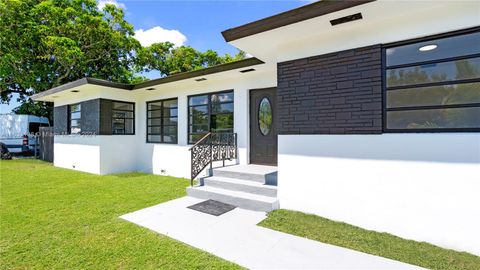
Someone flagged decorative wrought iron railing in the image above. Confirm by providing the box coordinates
[189,132,237,186]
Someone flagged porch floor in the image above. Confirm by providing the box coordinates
[121,197,424,269]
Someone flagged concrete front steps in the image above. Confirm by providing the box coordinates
[187,165,279,212]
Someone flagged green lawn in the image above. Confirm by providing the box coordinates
[260,209,480,270]
[0,159,240,269]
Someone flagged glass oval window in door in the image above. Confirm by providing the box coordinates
[258,97,272,136]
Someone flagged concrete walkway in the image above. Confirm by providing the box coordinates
[121,197,424,269]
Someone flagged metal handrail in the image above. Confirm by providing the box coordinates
[189,132,237,186]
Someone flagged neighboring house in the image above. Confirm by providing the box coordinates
[0,114,50,153]
[32,1,479,256]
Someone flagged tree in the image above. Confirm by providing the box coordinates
[0,0,247,120]
[136,43,246,77]
[0,0,141,119]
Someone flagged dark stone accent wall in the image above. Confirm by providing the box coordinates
[81,99,100,134]
[277,44,383,134]
[99,99,113,135]
[53,105,68,134]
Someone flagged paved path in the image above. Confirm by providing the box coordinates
[121,197,424,269]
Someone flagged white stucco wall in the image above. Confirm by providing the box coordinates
[52,68,276,178]
[277,133,480,255]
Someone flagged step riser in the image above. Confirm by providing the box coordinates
[203,179,277,197]
[212,170,278,185]
[187,187,279,212]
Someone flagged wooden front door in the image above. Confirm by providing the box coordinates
[250,88,277,165]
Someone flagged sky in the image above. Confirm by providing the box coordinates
[1,0,310,114]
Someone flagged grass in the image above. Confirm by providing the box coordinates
[0,159,241,269]
[260,209,480,270]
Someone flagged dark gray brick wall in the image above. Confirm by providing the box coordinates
[53,105,68,134]
[277,45,383,134]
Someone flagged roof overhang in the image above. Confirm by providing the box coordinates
[224,0,480,63]
[32,57,265,102]
[221,0,375,42]
[31,78,133,102]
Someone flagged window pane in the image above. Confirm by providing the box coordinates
[113,118,125,134]
[164,108,178,118]
[386,32,480,67]
[71,112,81,119]
[211,92,233,103]
[190,125,209,133]
[70,104,81,112]
[148,110,162,118]
[163,126,177,135]
[70,119,80,127]
[190,113,208,125]
[125,119,133,133]
[189,95,208,106]
[113,102,133,111]
[163,117,178,126]
[189,105,208,114]
[163,135,177,143]
[113,111,134,118]
[148,118,161,126]
[148,126,161,134]
[148,102,162,110]
[148,135,161,142]
[163,99,178,108]
[189,134,206,144]
[211,113,233,132]
[71,127,81,134]
[386,57,480,88]
[387,107,480,129]
[211,103,233,114]
[387,83,480,108]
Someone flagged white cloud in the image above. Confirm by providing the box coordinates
[98,0,126,10]
[134,26,187,47]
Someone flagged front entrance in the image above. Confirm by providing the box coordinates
[250,88,277,165]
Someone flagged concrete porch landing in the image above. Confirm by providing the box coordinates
[121,197,424,269]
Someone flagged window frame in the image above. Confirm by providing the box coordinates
[69,103,81,134]
[382,27,480,133]
[110,100,135,135]
[146,98,178,144]
[187,89,234,144]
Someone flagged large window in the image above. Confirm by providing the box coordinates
[69,104,81,134]
[385,30,480,131]
[112,101,135,135]
[147,98,178,143]
[188,91,234,143]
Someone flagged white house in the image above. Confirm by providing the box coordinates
[32,0,480,256]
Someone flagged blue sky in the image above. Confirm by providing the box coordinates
[1,0,308,113]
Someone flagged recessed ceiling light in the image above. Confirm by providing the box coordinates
[330,13,363,26]
[71,90,79,93]
[419,44,438,52]
[195,78,207,82]
[146,87,155,91]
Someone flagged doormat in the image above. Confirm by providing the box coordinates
[187,199,236,216]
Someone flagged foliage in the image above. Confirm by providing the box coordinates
[0,159,240,269]
[260,209,480,270]
[0,0,245,119]
[136,43,246,76]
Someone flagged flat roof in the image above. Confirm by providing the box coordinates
[221,0,376,42]
[31,58,264,100]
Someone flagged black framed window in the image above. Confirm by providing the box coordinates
[384,30,480,132]
[69,104,81,134]
[188,91,233,143]
[147,98,178,143]
[112,101,135,134]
